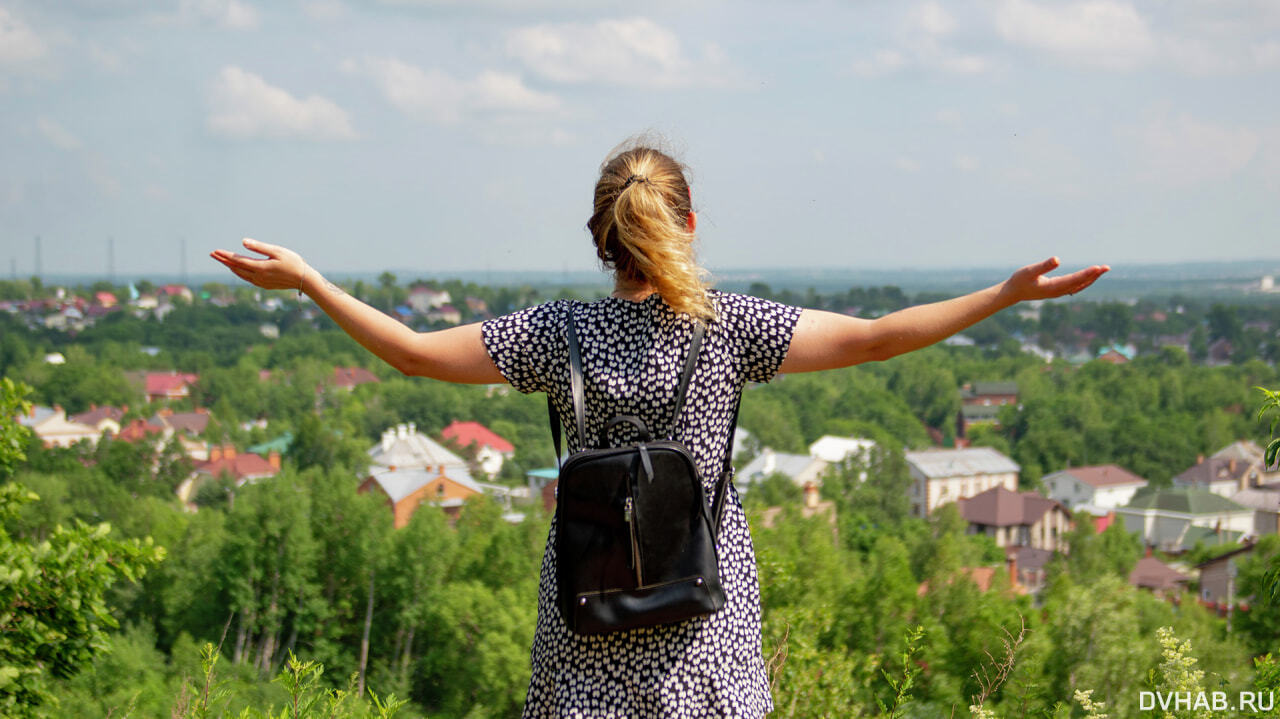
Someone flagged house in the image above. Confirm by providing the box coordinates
[1095,344,1136,364]
[441,420,515,478]
[1230,487,1280,535]
[1128,552,1190,598]
[738,435,876,493]
[917,562,1024,597]
[17,405,100,448]
[116,418,166,444]
[407,286,451,314]
[1195,542,1256,606]
[758,484,837,539]
[1213,440,1280,486]
[905,447,1020,517]
[144,371,199,402]
[332,366,380,391]
[1042,464,1149,511]
[150,407,211,437]
[158,284,194,303]
[427,305,462,325]
[1115,487,1254,552]
[958,404,1002,438]
[1173,453,1266,499]
[94,291,118,308]
[69,404,126,437]
[361,423,481,527]
[178,444,281,505]
[957,485,1071,553]
[961,381,1018,407]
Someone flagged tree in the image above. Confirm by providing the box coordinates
[0,381,164,716]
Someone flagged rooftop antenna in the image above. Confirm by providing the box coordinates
[108,236,115,283]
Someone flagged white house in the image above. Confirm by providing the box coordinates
[905,447,1020,517]
[17,406,101,448]
[737,435,876,494]
[1042,464,1149,511]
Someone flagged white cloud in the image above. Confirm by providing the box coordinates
[995,0,1156,70]
[0,6,48,66]
[345,56,558,125]
[852,3,992,77]
[505,17,734,88]
[207,66,357,140]
[908,2,957,37]
[36,117,81,150]
[1129,114,1260,187]
[180,0,259,30]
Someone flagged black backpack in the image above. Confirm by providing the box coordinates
[547,311,737,635]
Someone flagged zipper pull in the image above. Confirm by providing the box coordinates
[624,496,633,523]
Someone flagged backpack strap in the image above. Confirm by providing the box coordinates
[667,320,704,440]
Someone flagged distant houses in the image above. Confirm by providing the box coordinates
[441,420,514,478]
[17,406,100,448]
[905,447,1020,518]
[359,423,482,528]
[1114,487,1254,552]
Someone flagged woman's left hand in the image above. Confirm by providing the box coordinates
[1001,257,1109,304]
[210,238,309,292]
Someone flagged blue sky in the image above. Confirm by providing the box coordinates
[1,0,1278,280]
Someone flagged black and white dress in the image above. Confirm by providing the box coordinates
[483,290,802,718]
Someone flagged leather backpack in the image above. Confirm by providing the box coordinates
[547,311,737,635]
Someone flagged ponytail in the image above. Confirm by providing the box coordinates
[587,145,715,321]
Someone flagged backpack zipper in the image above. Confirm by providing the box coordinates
[624,495,643,586]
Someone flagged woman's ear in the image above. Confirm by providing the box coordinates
[687,211,697,232]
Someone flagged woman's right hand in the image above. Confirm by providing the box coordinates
[210,238,310,292]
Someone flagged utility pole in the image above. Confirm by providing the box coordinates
[108,236,115,283]
[34,235,42,281]
[180,237,188,285]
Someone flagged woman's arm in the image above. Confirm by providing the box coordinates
[210,238,504,384]
[778,257,1109,373]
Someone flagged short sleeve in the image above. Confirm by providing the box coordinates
[481,300,569,394]
[714,292,803,384]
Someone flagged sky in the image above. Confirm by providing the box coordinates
[1,0,1278,281]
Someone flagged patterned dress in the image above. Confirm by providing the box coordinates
[482,290,802,718]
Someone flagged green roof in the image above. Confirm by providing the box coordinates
[1180,526,1246,551]
[1124,486,1245,514]
[247,432,293,455]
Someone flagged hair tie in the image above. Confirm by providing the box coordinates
[622,174,647,189]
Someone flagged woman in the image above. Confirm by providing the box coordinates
[212,143,1107,717]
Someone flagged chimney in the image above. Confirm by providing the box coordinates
[397,424,407,439]
[762,449,776,475]
[381,430,393,452]
[1006,551,1018,588]
[224,444,236,460]
[268,451,280,470]
[804,482,819,509]
[210,446,222,462]
[407,421,416,436]
[1196,454,1204,464]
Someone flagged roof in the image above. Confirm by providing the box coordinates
[1193,541,1257,568]
[146,372,198,395]
[247,432,294,455]
[1231,487,1280,512]
[1212,440,1265,464]
[370,424,474,484]
[1006,545,1054,572]
[17,406,58,427]
[958,485,1066,527]
[196,453,277,481]
[70,405,125,426]
[1044,464,1148,489]
[1128,556,1189,591]
[1174,457,1252,488]
[1182,527,1247,552]
[441,420,514,453]
[1125,486,1246,514]
[960,404,1002,421]
[905,447,1020,479]
[365,466,482,503]
[333,366,380,388]
[738,450,824,484]
[966,381,1018,397]
[154,410,210,435]
[808,435,875,463]
[117,418,165,442]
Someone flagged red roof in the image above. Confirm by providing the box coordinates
[441,420,514,453]
[958,485,1067,527]
[333,366,380,388]
[196,453,278,482]
[146,372,199,396]
[1055,464,1148,489]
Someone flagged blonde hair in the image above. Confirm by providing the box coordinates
[587,144,715,321]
